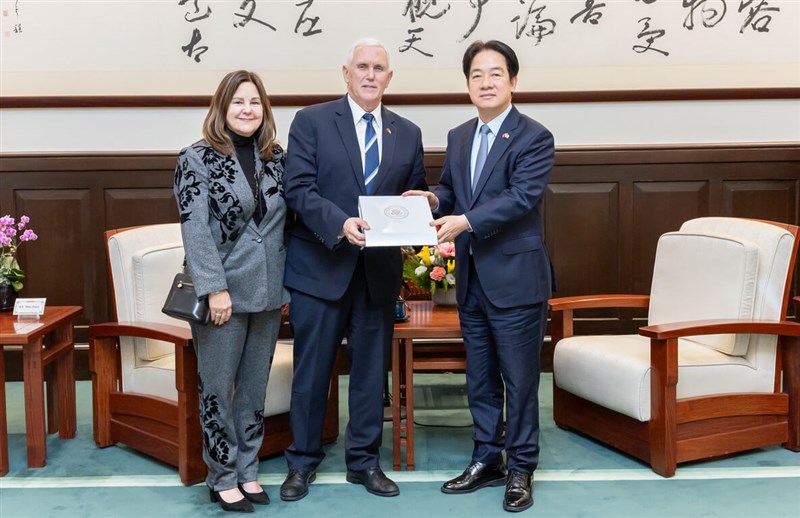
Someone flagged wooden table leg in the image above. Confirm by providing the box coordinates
[22,337,46,468]
[405,338,415,471]
[391,338,401,471]
[46,363,58,435]
[54,323,76,438]
[0,349,8,476]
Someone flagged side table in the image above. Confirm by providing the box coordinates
[392,301,464,470]
[0,306,82,470]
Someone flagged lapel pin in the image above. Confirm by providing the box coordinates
[386,128,392,135]
[502,133,510,139]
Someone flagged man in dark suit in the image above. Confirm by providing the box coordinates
[405,40,555,513]
[280,38,428,501]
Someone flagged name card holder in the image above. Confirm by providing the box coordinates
[13,298,47,320]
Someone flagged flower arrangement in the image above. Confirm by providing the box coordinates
[402,243,456,294]
[0,215,38,292]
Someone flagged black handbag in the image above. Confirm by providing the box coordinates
[162,260,210,325]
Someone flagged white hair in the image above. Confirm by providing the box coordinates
[345,37,390,68]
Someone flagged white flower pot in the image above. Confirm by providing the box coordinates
[431,287,457,306]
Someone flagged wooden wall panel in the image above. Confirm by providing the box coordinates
[103,188,179,231]
[722,180,796,223]
[545,183,620,298]
[631,182,709,294]
[1,143,798,379]
[13,190,92,322]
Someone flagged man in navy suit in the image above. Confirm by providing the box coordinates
[280,38,428,501]
[406,40,555,512]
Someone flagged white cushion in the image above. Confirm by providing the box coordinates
[132,241,187,361]
[554,334,760,422]
[125,340,294,419]
[679,218,794,323]
[263,341,293,416]
[649,232,758,356]
[107,224,184,322]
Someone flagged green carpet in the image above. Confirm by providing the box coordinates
[1,374,799,517]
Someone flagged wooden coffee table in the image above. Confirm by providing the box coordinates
[391,300,464,470]
[0,306,81,471]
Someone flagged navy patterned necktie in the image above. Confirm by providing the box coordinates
[472,124,491,192]
[363,113,379,194]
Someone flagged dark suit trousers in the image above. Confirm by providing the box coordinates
[459,256,548,474]
[285,256,394,472]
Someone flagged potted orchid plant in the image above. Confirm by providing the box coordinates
[1,214,38,294]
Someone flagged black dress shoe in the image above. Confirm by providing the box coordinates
[346,466,400,497]
[441,461,507,494]
[280,470,316,502]
[208,487,254,513]
[503,471,533,512]
[238,483,269,505]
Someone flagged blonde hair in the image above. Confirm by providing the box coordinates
[202,70,277,160]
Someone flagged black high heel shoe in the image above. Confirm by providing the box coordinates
[208,486,254,513]
[238,483,270,505]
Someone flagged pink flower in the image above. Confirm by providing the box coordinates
[429,266,446,282]
[5,227,16,237]
[0,235,11,246]
[436,242,455,259]
[20,230,37,242]
[20,216,30,224]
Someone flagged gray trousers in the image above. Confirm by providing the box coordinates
[190,309,280,490]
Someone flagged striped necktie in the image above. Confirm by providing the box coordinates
[363,113,379,194]
[472,124,491,192]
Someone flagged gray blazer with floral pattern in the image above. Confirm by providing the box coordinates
[173,139,290,313]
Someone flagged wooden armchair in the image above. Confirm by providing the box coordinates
[549,217,800,477]
[90,224,339,485]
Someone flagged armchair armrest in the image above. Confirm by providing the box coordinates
[549,294,650,311]
[639,319,800,340]
[89,321,192,346]
[549,295,650,342]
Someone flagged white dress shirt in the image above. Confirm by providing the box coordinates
[347,95,383,173]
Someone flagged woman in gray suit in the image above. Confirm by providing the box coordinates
[173,70,289,513]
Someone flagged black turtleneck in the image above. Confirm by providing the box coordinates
[226,128,265,225]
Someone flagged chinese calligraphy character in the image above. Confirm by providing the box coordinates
[682,0,727,30]
[461,0,489,42]
[233,0,276,31]
[403,0,450,23]
[511,0,556,45]
[13,23,22,33]
[738,0,779,33]
[570,0,606,25]
[181,28,209,62]
[633,16,669,56]
[399,27,434,57]
[295,0,322,36]
[179,0,212,23]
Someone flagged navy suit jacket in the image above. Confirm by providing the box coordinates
[436,106,555,308]
[283,96,428,305]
